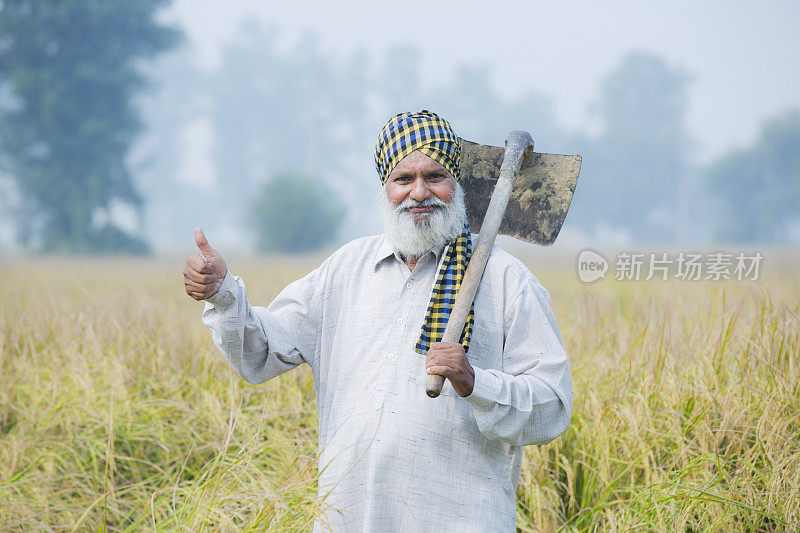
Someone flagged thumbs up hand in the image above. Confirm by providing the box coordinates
[184,226,228,301]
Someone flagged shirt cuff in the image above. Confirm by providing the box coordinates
[206,269,236,308]
[463,366,500,409]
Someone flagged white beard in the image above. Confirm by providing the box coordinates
[379,181,467,260]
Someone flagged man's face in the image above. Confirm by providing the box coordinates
[380,150,466,259]
[384,150,457,224]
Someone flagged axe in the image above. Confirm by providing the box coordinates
[425,131,582,398]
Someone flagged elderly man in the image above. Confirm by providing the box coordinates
[184,110,572,531]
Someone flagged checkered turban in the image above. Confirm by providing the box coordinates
[374,110,461,185]
[374,110,474,356]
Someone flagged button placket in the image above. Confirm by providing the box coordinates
[375,272,412,411]
[381,255,440,408]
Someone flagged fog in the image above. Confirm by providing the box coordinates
[1,0,798,254]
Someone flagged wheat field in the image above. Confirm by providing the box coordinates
[1,251,798,531]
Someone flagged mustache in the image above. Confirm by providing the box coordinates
[395,196,449,212]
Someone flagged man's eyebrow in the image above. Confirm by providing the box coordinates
[426,168,449,178]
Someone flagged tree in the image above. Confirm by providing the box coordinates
[569,52,693,243]
[705,111,800,243]
[208,23,370,244]
[0,0,180,253]
[251,173,344,253]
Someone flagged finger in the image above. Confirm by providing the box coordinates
[184,278,216,294]
[185,286,202,298]
[426,352,453,369]
[183,267,215,284]
[186,288,211,301]
[425,350,439,366]
[183,274,219,297]
[184,282,206,298]
[430,341,460,350]
[184,283,206,299]
[194,226,215,256]
[426,346,460,364]
[187,290,205,301]
[186,255,214,275]
[426,365,454,378]
[184,270,217,285]
[425,353,454,369]
[429,342,462,356]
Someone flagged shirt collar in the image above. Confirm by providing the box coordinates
[373,234,448,271]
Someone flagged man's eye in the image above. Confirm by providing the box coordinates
[427,174,445,181]
[394,176,411,183]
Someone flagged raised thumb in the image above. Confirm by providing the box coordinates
[194,226,215,256]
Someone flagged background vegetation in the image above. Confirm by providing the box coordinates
[1,254,797,531]
[1,3,798,253]
[251,173,343,253]
[0,0,179,253]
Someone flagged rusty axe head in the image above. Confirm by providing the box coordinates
[458,138,582,246]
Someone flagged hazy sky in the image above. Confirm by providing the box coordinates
[164,0,800,164]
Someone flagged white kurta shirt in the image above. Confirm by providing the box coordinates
[202,234,572,532]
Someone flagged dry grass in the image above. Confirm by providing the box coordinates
[0,252,798,531]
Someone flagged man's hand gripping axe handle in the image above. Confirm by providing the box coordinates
[426,131,534,398]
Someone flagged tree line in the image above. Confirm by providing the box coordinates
[0,3,797,253]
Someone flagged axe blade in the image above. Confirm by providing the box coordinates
[460,139,582,246]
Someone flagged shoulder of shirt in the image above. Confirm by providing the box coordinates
[318,234,385,271]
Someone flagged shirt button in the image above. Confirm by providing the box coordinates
[406,282,413,288]
[387,353,396,360]
[396,317,404,325]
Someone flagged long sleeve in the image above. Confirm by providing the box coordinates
[201,267,322,385]
[463,275,573,446]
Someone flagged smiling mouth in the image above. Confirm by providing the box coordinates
[408,206,436,213]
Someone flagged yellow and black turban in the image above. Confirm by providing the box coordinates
[374,110,461,185]
[374,110,474,356]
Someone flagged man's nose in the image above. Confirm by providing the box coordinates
[409,177,430,202]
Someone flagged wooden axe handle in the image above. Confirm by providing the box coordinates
[426,131,533,398]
